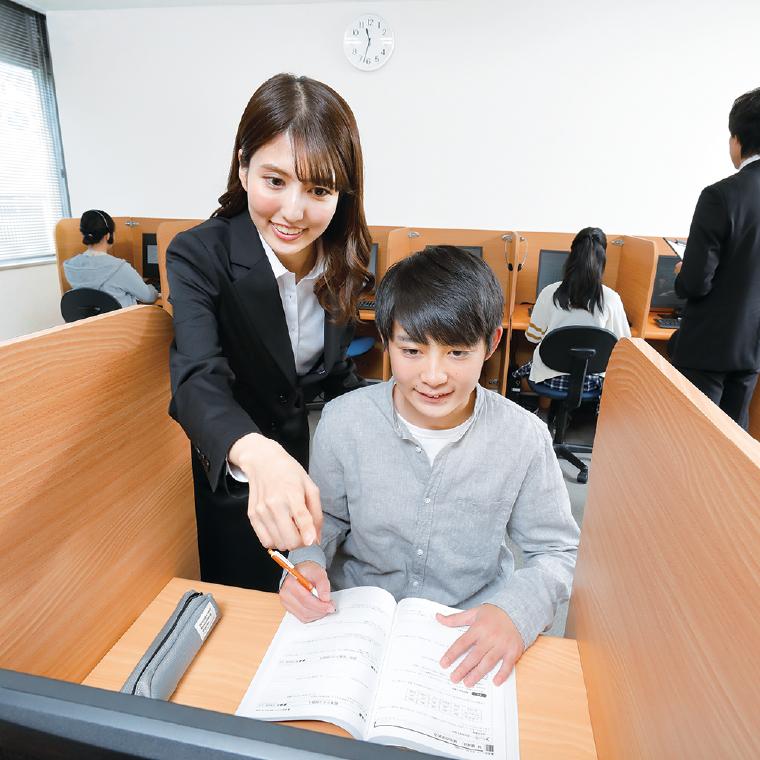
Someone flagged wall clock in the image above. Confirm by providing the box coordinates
[343,14,395,71]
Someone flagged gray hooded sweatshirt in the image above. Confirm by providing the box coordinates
[63,252,158,308]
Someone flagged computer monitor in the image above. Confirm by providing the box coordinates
[368,242,378,279]
[424,245,483,259]
[535,249,569,299]
[651,255,686,312]
[0,668,429,760]
[141,233,160,287]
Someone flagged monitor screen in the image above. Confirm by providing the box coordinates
[424,244,483,259]
[535,249,569,299]
[651,255,686,311]
[142,233,159,283]
[368,242,378,278]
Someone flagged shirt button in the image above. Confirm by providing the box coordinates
[416,549,423,556]
[415,446,422,453]
[424,497,431,504]
[412,581,419,587]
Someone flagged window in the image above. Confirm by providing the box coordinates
[0,0,70,267]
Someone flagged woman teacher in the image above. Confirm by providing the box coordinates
[167,73,372,590]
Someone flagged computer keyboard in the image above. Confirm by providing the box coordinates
[655,317,681,329]
[358,299,375,310]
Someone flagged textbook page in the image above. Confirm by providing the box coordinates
[367,597,519,760]
[235,586,396,737]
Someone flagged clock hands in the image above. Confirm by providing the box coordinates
[364,26,371,60]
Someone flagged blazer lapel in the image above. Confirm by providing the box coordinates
[228,212,297,385]
[323,315,342,374]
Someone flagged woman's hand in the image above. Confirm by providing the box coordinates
[228,433,322,550]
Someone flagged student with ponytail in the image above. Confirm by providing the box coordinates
[166,73,372,590]
[514,227,630,398]
[64,210,158,307]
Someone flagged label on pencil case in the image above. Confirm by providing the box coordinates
[195,602,217,640]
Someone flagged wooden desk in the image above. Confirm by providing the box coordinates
[641,310,676,341]
[510,303,643,339]
[86,578,596,760]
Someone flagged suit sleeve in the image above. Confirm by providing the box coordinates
[675,185,728,300]
[167,230,260,492]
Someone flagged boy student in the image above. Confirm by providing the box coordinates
[281,246,580,687]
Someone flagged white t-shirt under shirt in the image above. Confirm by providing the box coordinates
[396,410,474,465]
[525,282,631,383]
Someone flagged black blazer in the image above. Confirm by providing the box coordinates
[673,159,760,372]
[167,211,363,491]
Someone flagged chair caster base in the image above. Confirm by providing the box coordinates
[576,469,588,484]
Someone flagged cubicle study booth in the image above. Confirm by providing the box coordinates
[54,216,185,296]
[1,309,759,757]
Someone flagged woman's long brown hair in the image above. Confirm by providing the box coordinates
[214,73,373,323]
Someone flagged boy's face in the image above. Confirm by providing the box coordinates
[388,322,502,430]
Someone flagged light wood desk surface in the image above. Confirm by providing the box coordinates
[641,310,676,341]
[510,303,643,339]
[85,578,596,760]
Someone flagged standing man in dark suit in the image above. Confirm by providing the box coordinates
[167,74,373,590]
[671,87,760,429]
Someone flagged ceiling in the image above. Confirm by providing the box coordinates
[26,0,406,11]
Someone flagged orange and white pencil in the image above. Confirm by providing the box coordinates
[268,549,320,599]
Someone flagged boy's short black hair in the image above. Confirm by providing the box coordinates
[375,245,504,347]
[728,87,760,157]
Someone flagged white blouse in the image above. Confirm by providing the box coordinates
[525,282,631,382]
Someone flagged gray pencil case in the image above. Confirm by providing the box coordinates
[121,589,220,700]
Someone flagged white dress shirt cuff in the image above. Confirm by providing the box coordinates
[226,458,249,483]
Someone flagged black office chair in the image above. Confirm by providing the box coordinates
[527,326,618,484]
[60,288,122,323]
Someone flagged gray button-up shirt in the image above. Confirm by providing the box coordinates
[288,381,580,647]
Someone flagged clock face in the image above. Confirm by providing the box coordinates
[343,14,394,71]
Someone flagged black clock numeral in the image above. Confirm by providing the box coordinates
[352,28,359,35]
[381,48,387,55]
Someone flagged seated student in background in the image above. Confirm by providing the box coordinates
[281,246,580,688]
[513,227,630,410]
[63,209,159,307]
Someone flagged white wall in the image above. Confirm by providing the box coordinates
[3,0,759,338]
[0,264,63,342]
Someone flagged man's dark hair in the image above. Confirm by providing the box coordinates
[728,87,760,157]
[375,245,504,348]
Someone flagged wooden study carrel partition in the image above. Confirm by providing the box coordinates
[567,338,760,758]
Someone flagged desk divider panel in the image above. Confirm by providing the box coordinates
[0,307,198,682]
[614,236,657,338]
[157,219,204,316]
[512,231,624,308]
[566,338,760,759]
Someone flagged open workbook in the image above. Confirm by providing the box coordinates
[236,586,519,760]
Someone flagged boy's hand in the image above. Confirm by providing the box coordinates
[437,604,525,687]
[279,561,335,623]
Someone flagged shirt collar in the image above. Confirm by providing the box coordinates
[257,231,324,282]
[384,379,486,440]
[739,154,760,170]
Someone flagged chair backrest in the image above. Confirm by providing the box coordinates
[60,288,122,322]
[538,325,618,375]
